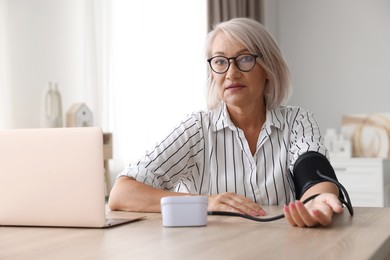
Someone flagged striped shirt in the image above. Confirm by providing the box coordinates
[118,103,328,206]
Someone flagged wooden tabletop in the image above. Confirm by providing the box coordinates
[1,207,390,260]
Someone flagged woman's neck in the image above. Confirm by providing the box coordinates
[227,103,266,131]
[226,103,266,156]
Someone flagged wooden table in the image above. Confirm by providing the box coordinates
[1,207,390,259]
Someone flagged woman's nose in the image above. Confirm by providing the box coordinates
[225,59,241,79]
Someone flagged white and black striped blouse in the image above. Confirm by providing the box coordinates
[118,103,328,206]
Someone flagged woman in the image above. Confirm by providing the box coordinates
[108,17,344,227]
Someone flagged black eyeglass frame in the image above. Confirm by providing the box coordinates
[207,54,259,74]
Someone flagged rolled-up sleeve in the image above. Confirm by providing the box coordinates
[117,113,205,191]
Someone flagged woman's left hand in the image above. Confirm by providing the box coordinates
[283,193,344,227]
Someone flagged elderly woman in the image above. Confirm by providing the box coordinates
[108,17,346,227]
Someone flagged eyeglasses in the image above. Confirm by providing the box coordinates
[207,54,259,74]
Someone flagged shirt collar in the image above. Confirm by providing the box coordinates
[211,102,286,132]
[265,106,285,130]
[211,102,232,132]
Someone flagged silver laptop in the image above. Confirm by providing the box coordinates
[0,127,144,228]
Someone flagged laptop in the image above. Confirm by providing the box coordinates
[0,127,144,228]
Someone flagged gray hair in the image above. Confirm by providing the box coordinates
[205,18,292,110]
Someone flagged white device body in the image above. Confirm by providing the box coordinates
[161,196,208,227]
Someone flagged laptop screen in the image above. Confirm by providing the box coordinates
[0,127,107,227]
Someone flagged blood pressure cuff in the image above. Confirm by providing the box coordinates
[292,151,342,200]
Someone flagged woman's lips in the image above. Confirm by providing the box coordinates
[225,83,246,90]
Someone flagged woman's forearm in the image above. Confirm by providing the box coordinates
[108,177,189,212]
[300,181,339,202]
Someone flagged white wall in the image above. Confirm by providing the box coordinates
[1,0,94,129]
[265,0,390,134]
[4,0,390,135]
[0,0,10,128]
[108,0,207,173]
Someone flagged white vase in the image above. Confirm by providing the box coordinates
[41,82,63,128]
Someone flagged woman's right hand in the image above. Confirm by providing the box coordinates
[208,192,266,217]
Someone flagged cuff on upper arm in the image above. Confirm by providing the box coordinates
[291,151,341,199]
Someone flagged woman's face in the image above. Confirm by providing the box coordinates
[210,32,267,109]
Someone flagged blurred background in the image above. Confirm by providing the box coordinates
[1,0,389,186]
